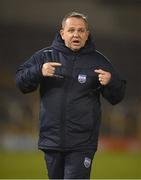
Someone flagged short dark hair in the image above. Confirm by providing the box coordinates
[61,12,89,30]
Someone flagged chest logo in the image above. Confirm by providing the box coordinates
[78,74,87,84]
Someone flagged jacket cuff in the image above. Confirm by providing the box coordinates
[106,74,123,89]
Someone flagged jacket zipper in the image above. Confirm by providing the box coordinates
[60,54,76,150]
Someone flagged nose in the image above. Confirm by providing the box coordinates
[73,30,79,37]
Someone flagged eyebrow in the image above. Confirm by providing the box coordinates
[67,27,86,30]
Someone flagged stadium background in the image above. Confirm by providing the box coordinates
[0,0,141,178]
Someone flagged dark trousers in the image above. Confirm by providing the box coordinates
[44,149,95,179]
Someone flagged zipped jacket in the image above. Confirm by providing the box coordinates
[16,33,126,151]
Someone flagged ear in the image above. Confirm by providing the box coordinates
[60,29,64,40]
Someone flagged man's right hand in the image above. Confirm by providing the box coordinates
[42,62,62,77]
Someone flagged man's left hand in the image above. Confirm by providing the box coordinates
[95,69,111,85]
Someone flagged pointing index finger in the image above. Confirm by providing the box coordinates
[49,62,62,67]
[94,69,105,75]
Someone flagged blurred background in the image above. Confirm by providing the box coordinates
[0,0,141,179]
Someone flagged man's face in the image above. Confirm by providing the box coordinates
[60,17,89,51]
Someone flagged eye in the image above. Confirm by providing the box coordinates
[78,28,86,33]
[68,28,75,33]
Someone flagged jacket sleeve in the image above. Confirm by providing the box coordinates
[101,71,126,105]
[15,52,43,93]
[97,52,126,105]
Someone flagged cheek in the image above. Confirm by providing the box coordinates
[85,34,89,40]
[64,35,70,43]
[62,36,71,47]
[82,36,88,44]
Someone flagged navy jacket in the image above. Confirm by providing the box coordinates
[16,33,126,151]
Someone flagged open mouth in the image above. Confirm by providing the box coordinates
[72,40,80,45]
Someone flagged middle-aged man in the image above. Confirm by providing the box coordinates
[16,12,126,179]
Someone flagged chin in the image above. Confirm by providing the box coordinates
[71,47,81,52]
[72,49,80,52]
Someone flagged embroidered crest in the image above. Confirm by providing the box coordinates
[78,74,87,84]
[84,157,91,168]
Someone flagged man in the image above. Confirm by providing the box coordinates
[16,12,126,179]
